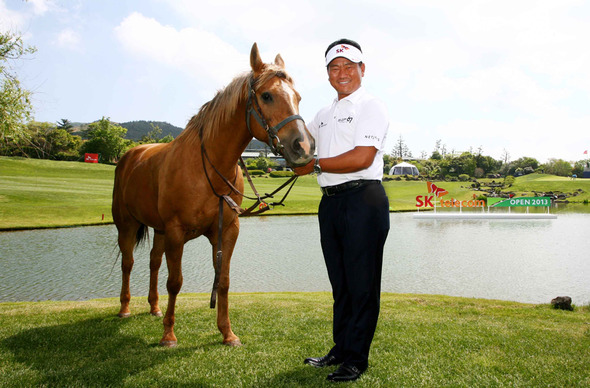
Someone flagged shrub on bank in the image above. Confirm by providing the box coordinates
[269,170,295,178]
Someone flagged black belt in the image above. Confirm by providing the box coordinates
[320,179,380,196]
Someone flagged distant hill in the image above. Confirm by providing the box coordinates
[69,120,271,152]
[119,121,184,140]
[69,120,184,141]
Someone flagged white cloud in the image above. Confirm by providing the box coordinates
[7,0,589,163]
[114,12,246,86]
[54,28,81,50]
[160,0,318,43]
[0,0,26,30]
[28,0,54,15]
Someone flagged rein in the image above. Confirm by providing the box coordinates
[202,75,303,308]
[200,146,299,216]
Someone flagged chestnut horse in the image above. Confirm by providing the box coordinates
[112,43,315,347]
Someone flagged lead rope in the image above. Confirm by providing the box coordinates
[202,146,299,308]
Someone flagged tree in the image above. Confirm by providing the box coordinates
[505,156,540,176]
[572,159,589,177]
[500,148,510,165]
[391,135,412,159]
[420,159,441,179]
[0,30,37,146]
[140,123,173,144]
[80,117,129,163]
[383,153,393,174]
[542,159,573,177]
[57,119,74,133]
[20,122,81,159]
[444,152,477,177]
[430,150,442,160]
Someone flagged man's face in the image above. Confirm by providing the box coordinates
[327,57,365,100]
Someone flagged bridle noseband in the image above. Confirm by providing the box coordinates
[245,76,304,156]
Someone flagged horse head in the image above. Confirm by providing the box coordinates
[247,43,315,167]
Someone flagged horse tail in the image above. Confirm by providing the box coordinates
[136,224,149,248]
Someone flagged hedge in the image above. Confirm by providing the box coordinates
[269,170,295,178]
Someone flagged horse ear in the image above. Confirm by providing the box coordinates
[250,43,264,74]
[274,54,285,68]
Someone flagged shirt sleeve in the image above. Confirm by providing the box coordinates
[354,98,389,150]
[307,111,321,141]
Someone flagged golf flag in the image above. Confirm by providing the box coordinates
[584,150,588,155]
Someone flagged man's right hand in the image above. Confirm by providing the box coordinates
[294,158,315,176]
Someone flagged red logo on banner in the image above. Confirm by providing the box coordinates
[85,153,99,163]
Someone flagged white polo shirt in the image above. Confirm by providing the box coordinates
[308,86,389,188]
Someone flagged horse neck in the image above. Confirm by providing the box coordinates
[201,111,252,173]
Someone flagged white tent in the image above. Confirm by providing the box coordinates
[389,161,419,176]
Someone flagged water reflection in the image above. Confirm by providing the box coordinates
[0,213,588,305]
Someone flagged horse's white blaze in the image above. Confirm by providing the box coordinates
[280,80,299,113]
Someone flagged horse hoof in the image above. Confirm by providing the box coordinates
[118,312,131,318]
[151,311,163,317]
[224,339,242,347]
[159,340,177,348]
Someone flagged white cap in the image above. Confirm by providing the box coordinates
[325,44,363,66]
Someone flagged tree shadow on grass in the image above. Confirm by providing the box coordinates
[2,314,211,387]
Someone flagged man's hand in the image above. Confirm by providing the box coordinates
[294,158,315,176]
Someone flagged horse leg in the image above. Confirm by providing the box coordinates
[117,226,137,318]
[148,231,164,317]
[213,219,241,346]
[159,229,185,347]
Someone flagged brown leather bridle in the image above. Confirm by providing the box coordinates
[245,76,304,156]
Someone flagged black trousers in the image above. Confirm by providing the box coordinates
[318,181,390,368]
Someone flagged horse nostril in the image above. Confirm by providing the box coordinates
[292,138,303,154]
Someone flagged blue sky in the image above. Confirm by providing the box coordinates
[2,0,589,163]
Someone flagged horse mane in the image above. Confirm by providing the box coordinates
[178,64,293,145]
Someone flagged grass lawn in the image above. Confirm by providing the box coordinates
[1,293,588,387]
[1,156,589,229]
[0,157,114,229]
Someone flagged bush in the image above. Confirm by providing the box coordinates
[269,170,295,178]
[54,152,81,161]
[405,175,421,181]
[459,174,470,181]
[504,175,515,187]
[247,170,265,176]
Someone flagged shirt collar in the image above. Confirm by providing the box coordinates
[333,86,366,105]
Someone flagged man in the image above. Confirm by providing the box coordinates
[294,38,390,382]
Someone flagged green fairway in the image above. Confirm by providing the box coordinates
[0,293,588,387]
[0,157,115,229]
[1,156,589,230]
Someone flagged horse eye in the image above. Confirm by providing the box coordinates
[261,92,273,102]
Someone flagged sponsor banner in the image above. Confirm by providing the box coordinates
[491,197,552,207]
[84,153,99,163]
[486,197,504,207]
[416,181,486,208]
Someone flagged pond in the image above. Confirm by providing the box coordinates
[0,213,588,305]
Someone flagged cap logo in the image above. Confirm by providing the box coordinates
[325,43,363,66]
[336,45,350,54]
